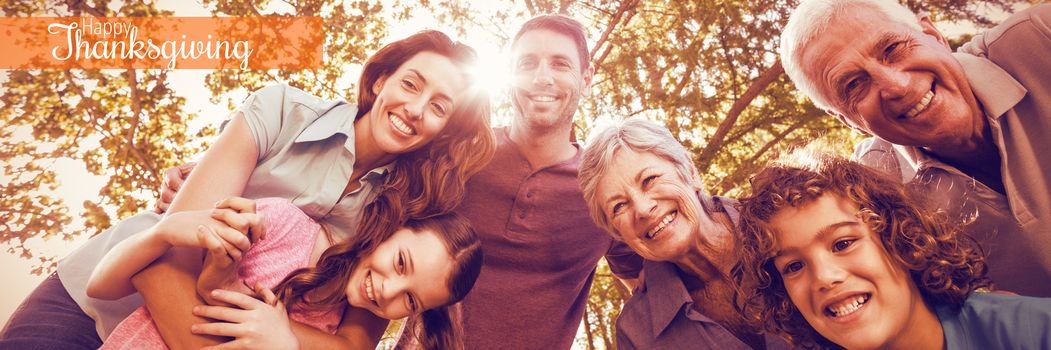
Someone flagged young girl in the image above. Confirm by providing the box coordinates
[735,153,1051,350]
[88,189,482,350]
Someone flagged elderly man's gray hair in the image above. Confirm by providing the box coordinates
[578,117,703,237]
[780,0,922,111]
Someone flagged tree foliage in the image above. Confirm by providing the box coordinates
[1,0,1036,347]
[200,0,389,105]
[1,1,215,274]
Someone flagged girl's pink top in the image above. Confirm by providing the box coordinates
[101,198,344,349]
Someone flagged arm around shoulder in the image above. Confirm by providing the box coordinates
[606,240,643,280]
[852,137,910,182]
[131,114,260,349]
[958,4,1051,57]
[86,226,171,300]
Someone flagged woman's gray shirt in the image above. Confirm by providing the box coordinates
[57,84,389,339]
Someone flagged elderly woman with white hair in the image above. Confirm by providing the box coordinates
[578,118,791,350]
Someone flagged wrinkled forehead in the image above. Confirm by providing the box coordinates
[801,9,883,61]
[798,9,919,96]
[595,147,686,196]
[593,146,632,196]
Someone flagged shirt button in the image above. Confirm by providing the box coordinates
[526,191,534,198]
[518,211,527,219]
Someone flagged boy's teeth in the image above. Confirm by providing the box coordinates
[828,294,869,317]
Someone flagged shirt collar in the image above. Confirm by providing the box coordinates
[497,126,584,171]
[295,103,389,182]
[640,260,707,336]
[295,103,357,152]
[365,162,392,179]
[952,53,1027,120]
[710,196,740,227]
[641,196,740,335]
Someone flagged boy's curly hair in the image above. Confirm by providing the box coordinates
[734,152,990,349]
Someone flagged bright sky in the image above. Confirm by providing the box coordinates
[0,0,1015,345]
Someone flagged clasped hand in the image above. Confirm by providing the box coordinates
[154,197,266,303]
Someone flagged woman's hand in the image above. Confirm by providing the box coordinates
[153,210,252,260]
[211,196,267,242]
[131,114,260,350]
[191,285,299,350]
[155,162,197,214]
[196,223,252,304]
[197,198,266,305]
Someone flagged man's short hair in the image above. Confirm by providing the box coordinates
[512,14,591,72]
[780,0,922,111]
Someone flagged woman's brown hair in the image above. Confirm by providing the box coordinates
[734,152,990,349]
[274,30,492,349]
[355,29,495,218]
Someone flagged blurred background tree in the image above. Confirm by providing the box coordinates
[1,1,215,274]
[0,0,1036,348]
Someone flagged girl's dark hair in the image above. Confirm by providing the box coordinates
[274,188,482,350]
[734,152,991,349]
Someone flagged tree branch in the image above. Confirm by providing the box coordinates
[590,0,640,72]
[716,116,810,193]
[583,305,596,350]
[122,69,141,178]
[716,23,741,100]
[64,0,108,17]
[558,0,573,14]
[695,59,784,174]
[523,0,537,16]
[670,34,706,97]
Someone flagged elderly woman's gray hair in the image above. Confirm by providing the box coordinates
[578,118,704,237]
[780,0,922,111]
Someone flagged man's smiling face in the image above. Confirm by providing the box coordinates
[510,29,593,132]
[801,7,984,151]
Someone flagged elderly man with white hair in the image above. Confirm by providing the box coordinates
[780,0,1051,296]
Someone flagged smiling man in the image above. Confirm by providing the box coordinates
[780,0,1051,296]
[445,15,642,349]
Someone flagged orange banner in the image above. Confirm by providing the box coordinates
[0,17,324,69]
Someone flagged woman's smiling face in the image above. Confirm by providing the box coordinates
[594,148,709,262]
[366,51,468,155]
